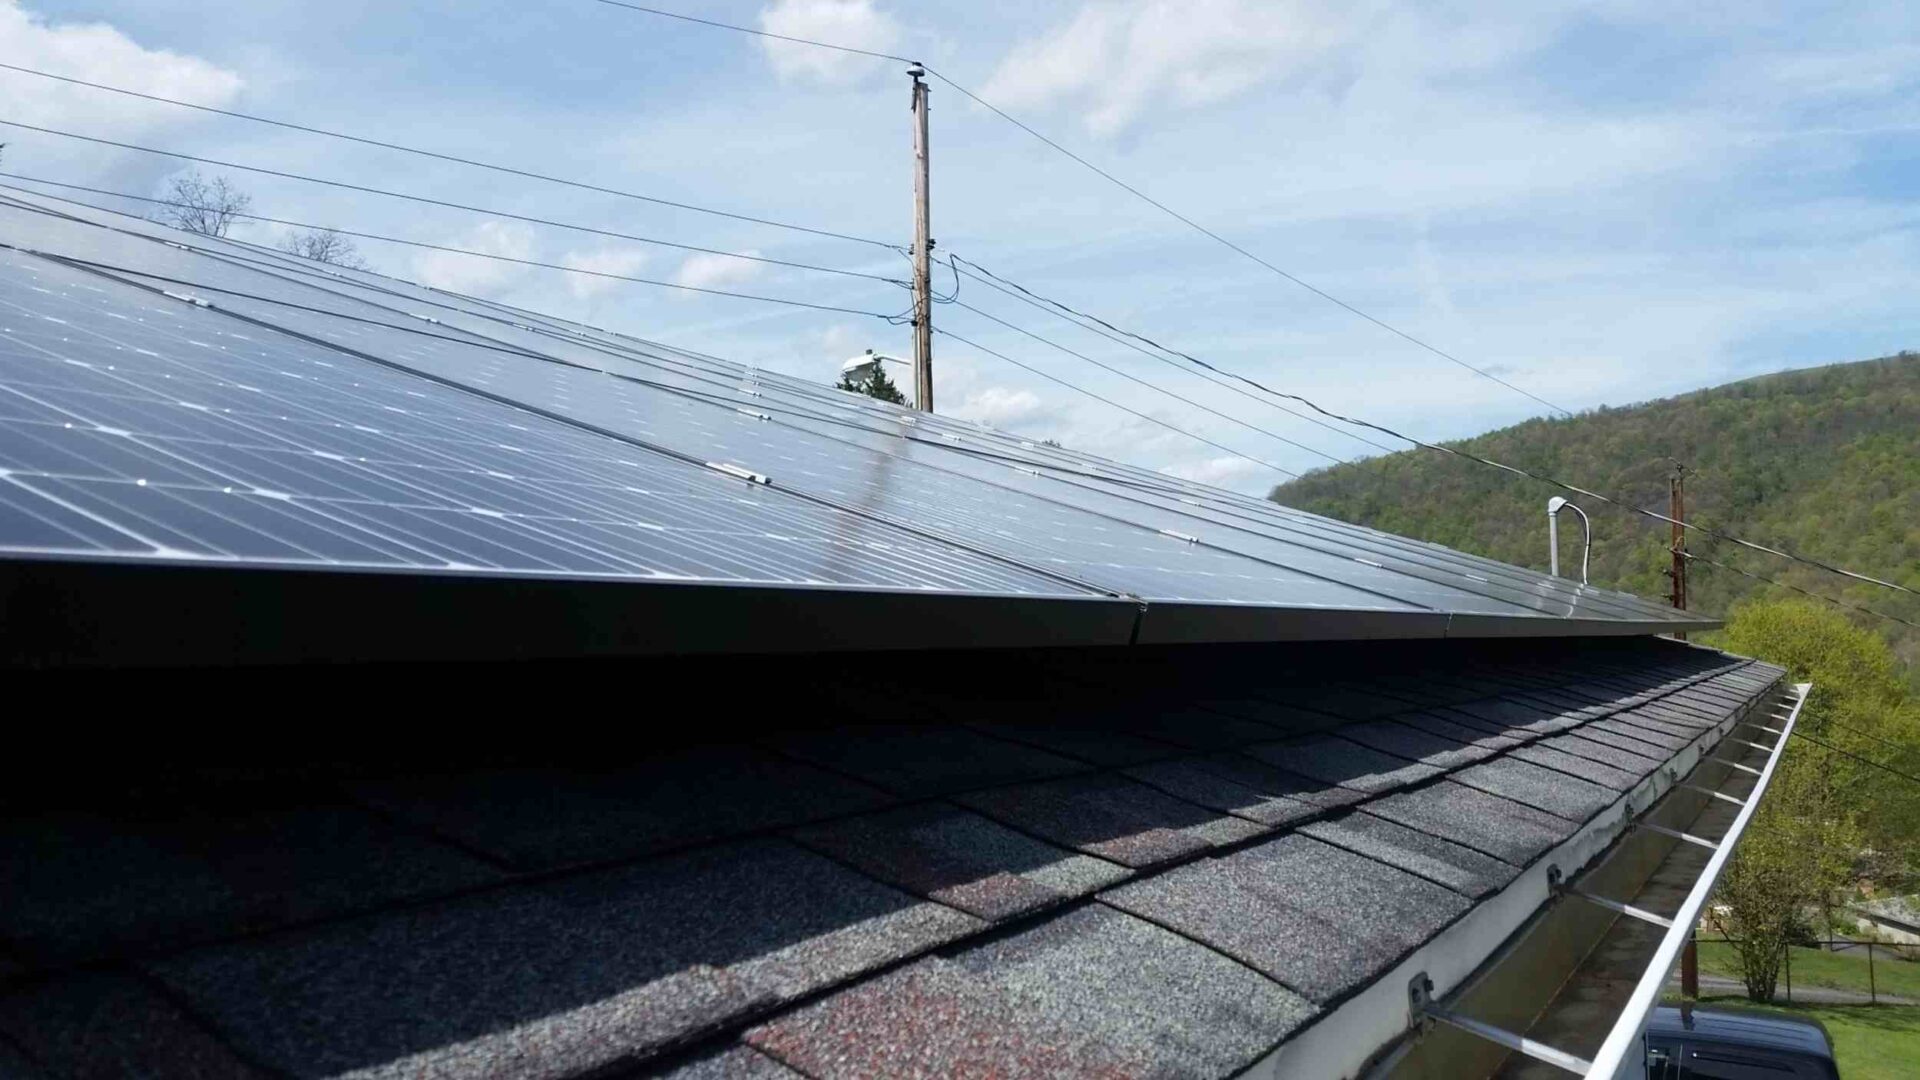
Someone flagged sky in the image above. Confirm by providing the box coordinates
[1,0,1916,494]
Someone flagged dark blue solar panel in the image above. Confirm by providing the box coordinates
[0,190,1715,636]
[0,244,1094,597]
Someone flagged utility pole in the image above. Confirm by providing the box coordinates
[908,64,934,412]
[1672,462,1696,1007]
[1669,466,1688,641]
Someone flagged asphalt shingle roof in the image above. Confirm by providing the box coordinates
[0,639,1784,1079]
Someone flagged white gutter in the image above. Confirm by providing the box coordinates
[1265,664,1770,1080]
[1584,681,1810,1079]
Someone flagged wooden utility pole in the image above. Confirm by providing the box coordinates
[908,65,934,412]
[1672,463,1698,1005]
[1669,468,1688,639]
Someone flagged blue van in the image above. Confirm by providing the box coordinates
[1645,1005,1841,1079]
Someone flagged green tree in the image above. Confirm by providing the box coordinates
[835,362,907,405]
[1269,352,1920,687]
[1705,600,1920,1001]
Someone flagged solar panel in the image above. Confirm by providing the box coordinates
[0,244,1091,597]
[0,190,1717,654]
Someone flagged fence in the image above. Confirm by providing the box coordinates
[1686,936,1920,1005]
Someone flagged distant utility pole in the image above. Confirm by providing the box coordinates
[908,64,934,413]
[1669,465,1689,641]
[1672,461,1697,1006]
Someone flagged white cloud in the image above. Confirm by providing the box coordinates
[0,1,242,176]
[950,385,1049,428]
[1160,455,1267,490]
[757,0,903,85]
[559,247,648,300]
[980,0,1354,136]
[412,220,535,295]
[673,250,765,292]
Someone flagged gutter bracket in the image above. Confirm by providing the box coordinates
[1634,821,1719,851]
[1408,972,1594,1076]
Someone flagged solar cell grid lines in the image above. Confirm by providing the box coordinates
[0,191,1721,651]
[0,249,1081,596]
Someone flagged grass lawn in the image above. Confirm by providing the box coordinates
[1682,997,1920,1080]
[1696,940,1920,1000]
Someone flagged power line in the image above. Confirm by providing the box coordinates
[576,1,1571,416]
[588,0,913,63]
[8,194,1294,490]
[923,72,1574,418]
[935,324,1298,480]
[949,297,1346,465]
[1684,552,1920,631]
[0,176,898,315]
[1789,728,1920,790]
[0,61,895,249]
[917,259,1920,603]
[949,255,1399,455]
[0,173,903,312]
[0,124,903,285]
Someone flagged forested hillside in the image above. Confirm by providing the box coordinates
[1271,352,1920,682]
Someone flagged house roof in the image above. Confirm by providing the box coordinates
[0,186,1779,1079]
[0,640,1784,1078]
[0,184,1714,666]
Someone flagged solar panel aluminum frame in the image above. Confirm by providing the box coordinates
[0,553,1145,665]
[0,192,1727,661]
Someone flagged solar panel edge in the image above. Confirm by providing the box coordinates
[0,191,1728,653]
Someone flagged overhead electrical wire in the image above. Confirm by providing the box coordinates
[0,62,895,249]
[949,297,1347,465]
[577,0,1574,418]
[1684,551,1920,631]
[1788,728,1920,790]
[915,260,1920,603]
[0,124,903,285]
[935,324,1299,480]
[3,187,1296,485]
[949,255,1399,455]
[587,0,914,62]
[0,177,898,317]
[14,51,1909,597]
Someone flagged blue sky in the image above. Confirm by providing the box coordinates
[2,1,1916,493]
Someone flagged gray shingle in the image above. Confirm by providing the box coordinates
[956,774,1262,869]
[0,805,498,965]
[1123,758,1322,827]
[1587,716,1689,752]
[1562,724,1672,760]
[1393,711,1524,751]
[0,971,260,1079]
[1334,720,1494,770]
[1448,697,1578,734]
[1191,753,1368,811]
[154,839,981,1079]
[353,749,893,871]
[1112,706,1289,750]
[1540,734,1664,775]
[787,804,1129,921]
[638,1043,804,1079]
[775,726,1085,796]
[1450,757,1618,821]
[1187,698,1349,736]
[1361,781,1577,865]
[1244,735,1441,794]
[1508,744,1642,791]
[964,722,1176,767]
[749,905,1314,1079]
[1301,812,1519,898]
[1100,834,1471,1004]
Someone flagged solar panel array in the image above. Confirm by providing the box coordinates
[0,189,1713,647]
